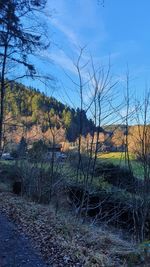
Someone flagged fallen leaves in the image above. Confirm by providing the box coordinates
[0,192,135,266]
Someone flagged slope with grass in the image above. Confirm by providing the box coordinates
[97,152,144,178]
[0,157,150,266]
[0,191,142,267]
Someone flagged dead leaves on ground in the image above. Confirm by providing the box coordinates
[0,193,134,266]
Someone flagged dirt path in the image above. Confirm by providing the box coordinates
[0,213,49,267]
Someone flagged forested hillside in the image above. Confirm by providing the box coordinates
[4,81,95,143]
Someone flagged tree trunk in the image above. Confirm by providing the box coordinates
[0,43,8,154]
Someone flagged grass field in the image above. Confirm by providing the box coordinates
[0,152,144,185]
[97,152,144,178]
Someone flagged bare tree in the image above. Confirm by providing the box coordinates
[131,92,150,241]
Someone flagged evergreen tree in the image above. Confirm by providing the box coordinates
[0,0,48,151]
[17,137,27,158]
[62,109,72,129]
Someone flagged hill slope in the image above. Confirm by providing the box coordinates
[4,81,95,144]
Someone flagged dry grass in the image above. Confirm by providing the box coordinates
[0,192,138,267]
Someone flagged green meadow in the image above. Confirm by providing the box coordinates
[97,152,144,179]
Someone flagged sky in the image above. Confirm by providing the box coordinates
[23,0,150,115]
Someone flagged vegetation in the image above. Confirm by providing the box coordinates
[97,152,144,178]
[3,82,95,144]
[0,0,48,151]
[1,1,150,266]
[1,74,150,264]
[0,192,141,267]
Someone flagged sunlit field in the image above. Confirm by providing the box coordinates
[97,152,144,179]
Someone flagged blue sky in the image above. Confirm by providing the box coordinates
[24,0,150,112]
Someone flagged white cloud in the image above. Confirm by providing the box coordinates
[46,0,108,52]
[51,18,80,47]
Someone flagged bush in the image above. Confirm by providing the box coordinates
[17,160,62,203]
[28,140,48,162]
[94,162,136,193]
